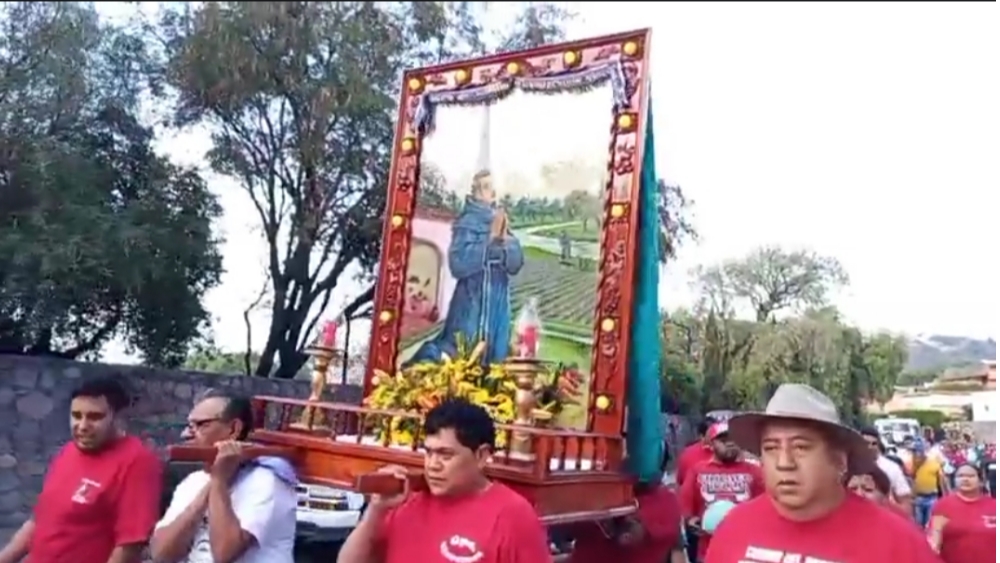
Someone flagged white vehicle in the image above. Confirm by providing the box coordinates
[875,417,920,446]
[294,482,365,543]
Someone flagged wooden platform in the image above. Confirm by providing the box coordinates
[251,396,636,524]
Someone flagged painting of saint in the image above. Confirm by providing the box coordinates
[407,170,523,366]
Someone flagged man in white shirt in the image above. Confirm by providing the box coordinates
[861,427,912,516]
[150,391,297,563]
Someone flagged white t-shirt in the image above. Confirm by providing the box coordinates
[877,455,912,498]
[156,467,297,563]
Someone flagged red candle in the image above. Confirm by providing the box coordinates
[519,325,539,359]
[321,320,338,348]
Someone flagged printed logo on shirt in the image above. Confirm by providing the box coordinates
[182,517,211,563]
[983,515,996,529]
[439,535,484,563]
[71,478,102,504]
[740,546,842,563]
[698,472,754,503]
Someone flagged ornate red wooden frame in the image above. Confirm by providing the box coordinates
[365,29,653,438]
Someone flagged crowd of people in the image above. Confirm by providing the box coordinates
[0,377,995,563]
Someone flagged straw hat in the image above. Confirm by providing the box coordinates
[728,383,874,472]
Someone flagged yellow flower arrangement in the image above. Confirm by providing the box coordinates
[364,340,566,448]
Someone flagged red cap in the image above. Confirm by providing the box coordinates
[707,422,730,441]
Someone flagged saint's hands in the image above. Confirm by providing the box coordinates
[210,440,245,482]
[490,210,508,239]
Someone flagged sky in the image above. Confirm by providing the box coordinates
[423,87,612,198]
[97,3,997,362]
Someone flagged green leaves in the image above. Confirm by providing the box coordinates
[157,1,576,377]
[1,2,222,365]
[663,247,908,418]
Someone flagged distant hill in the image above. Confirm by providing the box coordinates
[906,335,995,372]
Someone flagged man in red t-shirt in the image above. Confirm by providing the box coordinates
[677,419,714,563]
[0,378,162,563]
[680,422,764,562]
[568,450,686,563]
[704,384,942,563]
[337,398,550,563]
[676,420,713,488]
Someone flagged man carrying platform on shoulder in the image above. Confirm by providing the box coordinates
[338,398,551,563]
[150,390,298,563]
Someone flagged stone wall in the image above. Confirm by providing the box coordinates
[0,355,361,543]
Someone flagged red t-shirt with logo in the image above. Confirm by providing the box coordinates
[30,436,163,563]
[931,493,996,563]
[569,485,682,563]
[676,443,713,487]
[704,493,942,563]
[680,458,764,560]
[378,483,550,563]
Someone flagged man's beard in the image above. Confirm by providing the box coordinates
[716,452,739,464]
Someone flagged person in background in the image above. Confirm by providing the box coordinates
[703,384,940,563]
[980,444,996,498]
[859,426,913,516]
[677,419,714,487]
[0,378,162,563]
[150,390,298,563]
[844,465,911,520]
[927,463,996,563]
[677,419,713,563]
[910,442,949,527]
[569,450,686,563]
[680,422,764,562]
[337,398,550,563]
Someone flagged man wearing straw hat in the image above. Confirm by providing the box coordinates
[704,384,942,563]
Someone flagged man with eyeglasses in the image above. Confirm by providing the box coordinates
[860,426,913,517]
[149,390,298,563]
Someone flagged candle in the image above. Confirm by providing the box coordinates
[321,320,338,348]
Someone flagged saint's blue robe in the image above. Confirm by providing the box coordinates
[407,197,524,366]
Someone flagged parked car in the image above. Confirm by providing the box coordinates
[162,462,361,559]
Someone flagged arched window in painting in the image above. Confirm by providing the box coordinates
[404,238,442,324]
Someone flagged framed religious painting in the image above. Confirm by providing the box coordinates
[366,28,654,441]
[229,28,659,524]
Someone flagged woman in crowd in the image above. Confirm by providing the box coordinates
[927,463,996,563]
[843,465,911,520]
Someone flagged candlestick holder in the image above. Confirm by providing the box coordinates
[503,357,552,456]
[292,344,346,431]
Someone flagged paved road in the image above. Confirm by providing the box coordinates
[514,221,599,260]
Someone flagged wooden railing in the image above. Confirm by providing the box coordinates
[250,395,625,483]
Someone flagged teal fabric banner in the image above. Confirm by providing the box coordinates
[625,99,665,482]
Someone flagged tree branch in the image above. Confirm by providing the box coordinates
[243,270,271,376]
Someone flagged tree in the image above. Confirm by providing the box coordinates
[158,2,574,378]
[0,3,222,366]
[184,343,261,375]
[861,332,908,407]
[695,246,849,322]
[415,161,450,212]
[668,247,906,417]
[657,181,698,263]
